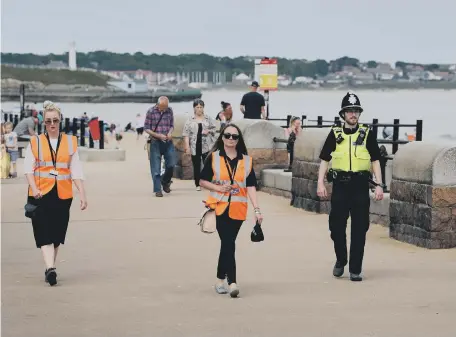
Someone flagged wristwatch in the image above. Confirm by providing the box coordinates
[378,183,387,189]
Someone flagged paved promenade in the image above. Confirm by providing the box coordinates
[2,134,455,337]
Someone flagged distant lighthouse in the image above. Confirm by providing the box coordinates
[69,42,77,71]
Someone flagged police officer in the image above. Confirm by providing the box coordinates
[317,92,385,282]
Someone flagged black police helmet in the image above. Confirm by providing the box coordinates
[339,92,363,118]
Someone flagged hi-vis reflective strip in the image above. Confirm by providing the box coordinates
[33,172,71,180]
[214,151,221,181]
[37,134,74,163]
[37,161,69,169]
[243,155,251,184]
[213,151,251,186]
[209,191,248,203]
[214,179,246,188]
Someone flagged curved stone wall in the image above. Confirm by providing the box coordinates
[171,116,287,181]
[291,128,390,226]
[291,129,332,213]
[390,141,456,248]
[232,119,289,183]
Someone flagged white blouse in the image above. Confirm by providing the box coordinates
[23,138,84,180]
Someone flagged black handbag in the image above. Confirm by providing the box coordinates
[251,221,264,242]
[24,135,41,219]
[24,202,39,218]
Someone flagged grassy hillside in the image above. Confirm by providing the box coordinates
[1,66,110,86]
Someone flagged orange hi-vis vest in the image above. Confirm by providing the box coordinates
[205,150,252,220]
[28,133,77,199]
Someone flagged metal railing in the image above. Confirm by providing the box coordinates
[2,112,105,149]
[270,114,423,154]
[272,115,423,192]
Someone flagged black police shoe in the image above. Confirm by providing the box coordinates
[350,273,363,282]
[333,261,344,277]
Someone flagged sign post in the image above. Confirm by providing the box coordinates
[254,58,278,119]
[19,84,25,115]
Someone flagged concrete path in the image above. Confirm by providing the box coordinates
[2,134,455,337]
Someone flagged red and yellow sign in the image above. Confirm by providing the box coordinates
[255,58,278,91]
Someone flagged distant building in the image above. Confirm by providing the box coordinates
[107,80,148,93]
[47,60,67,69]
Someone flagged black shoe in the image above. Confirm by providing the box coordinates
[333,261,344,277]
[350,273,363,282]
[155,191,163,197]
[162,181,172,193]
[45,268,57,286]
[44,268,58,282]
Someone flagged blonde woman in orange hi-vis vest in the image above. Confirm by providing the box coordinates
[23,101,88,286]
[199,124,264,298]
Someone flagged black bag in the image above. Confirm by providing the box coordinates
[24,135,41,219]
[251,221,264,242]
[24,202,39,218]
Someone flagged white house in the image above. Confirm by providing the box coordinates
[107,80,148,93]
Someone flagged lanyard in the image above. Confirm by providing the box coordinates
[45,133,62,169]
[223,156,238,184]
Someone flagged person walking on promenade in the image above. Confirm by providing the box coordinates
[135,113,145,141]
[24,101,88,286]
[144,96,176,197]
[199,124,264,298]
[240,81,266,119]
[182,99,217,191]
[216,101,233,128]
[317,92,385,282]
[3,121,19,178]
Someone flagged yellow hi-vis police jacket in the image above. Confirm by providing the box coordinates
[331,124,371,172]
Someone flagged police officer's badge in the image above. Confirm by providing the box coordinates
[348,94,358,105]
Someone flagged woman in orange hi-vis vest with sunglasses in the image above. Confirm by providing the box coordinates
[23,101,88,286]
[200,124,263,298]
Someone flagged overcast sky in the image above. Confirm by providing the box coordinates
[2,0,455,65]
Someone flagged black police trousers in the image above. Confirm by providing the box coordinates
[329,175,370,274]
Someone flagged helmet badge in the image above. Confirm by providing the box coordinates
[348,94,357,105]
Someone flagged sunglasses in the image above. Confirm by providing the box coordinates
[223,133,239,140]
[44,118,61,125]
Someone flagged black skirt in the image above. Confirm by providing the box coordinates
[27,185,73,248]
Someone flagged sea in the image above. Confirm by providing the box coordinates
[2,89,456,142]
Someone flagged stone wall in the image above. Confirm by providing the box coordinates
[171,116,289,183]
[261,169,292,199]
[389,141,456,248]
[290,128,390,226]
[291,129,332,213]
[234,119,289,184]
[171,114,222,180]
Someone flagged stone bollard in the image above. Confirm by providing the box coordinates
[234,119,289,185]
[389,141,456,249]
[291,129,332,213]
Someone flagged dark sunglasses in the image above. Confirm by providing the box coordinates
[44,118,61,125]
[223,133,239,140]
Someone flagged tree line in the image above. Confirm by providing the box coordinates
[0,51,441,79]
